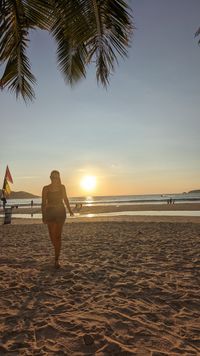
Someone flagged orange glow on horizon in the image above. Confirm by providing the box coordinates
[80,175,97,193]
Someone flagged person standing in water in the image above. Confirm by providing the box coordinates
[42,170,74,268]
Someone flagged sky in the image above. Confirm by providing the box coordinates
[1,0,200,197]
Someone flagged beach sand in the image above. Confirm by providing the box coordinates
[1,218,200,355]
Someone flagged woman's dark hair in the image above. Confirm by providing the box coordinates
[50,170,61,184]
[50,170,60,178]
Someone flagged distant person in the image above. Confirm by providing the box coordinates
[42,170,74,268]
[74,203,83,212]
[31,200,34,208]
[1,196,7,209]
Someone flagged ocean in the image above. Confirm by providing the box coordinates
[2,192,200,208]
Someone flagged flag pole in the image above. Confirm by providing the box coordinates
[1,176,7,209]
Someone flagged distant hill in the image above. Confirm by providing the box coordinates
[0,190,40,199]
[188,189,200,194]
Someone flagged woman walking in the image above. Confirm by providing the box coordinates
[42,170,73,268]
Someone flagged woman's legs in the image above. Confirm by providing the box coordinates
[47,222,64,267]
[47,222,56,245]
[54,223,64,266]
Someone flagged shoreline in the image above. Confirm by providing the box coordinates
[1,202,200,225]
[1,202,200,215]
[3,216,200,224]
[4,215,200,225]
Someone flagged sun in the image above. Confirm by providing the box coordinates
[80,175,96,192]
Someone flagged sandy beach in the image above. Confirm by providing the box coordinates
[1,217,200,355]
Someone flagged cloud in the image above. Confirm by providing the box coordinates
[16,176,40,180]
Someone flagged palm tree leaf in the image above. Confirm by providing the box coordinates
[56,35,87,85]
[0,0,36,101]
[77,0,133,86]
[51,0,90,84]
[1,0,133,100]
[50,0,133,87]
[195,27,200,44]
[23,0,53,30]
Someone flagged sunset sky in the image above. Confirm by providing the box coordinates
[1,0,200,197]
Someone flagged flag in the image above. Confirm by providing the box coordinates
[3,178,11,196]
[5,165,13,183]
[1,166,13,197]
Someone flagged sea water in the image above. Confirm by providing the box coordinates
[0,192,199,220]
[2,192,200,208]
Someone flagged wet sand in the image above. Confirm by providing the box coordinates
[1,202,200,216]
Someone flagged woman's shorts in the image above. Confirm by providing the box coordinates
[45,205,66,223]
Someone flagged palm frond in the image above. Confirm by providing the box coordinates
[23,0,53,30]
[1,34,36,101]
[50,0,133,87]
[195,27,200,44]
[0,0,133,100]
[51,0,89,85]
[85,0,133,86]
[0,0,36,101]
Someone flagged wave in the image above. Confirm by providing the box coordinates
[2,193,200,208]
